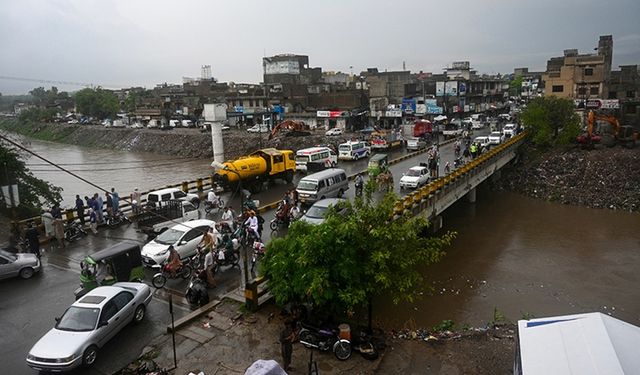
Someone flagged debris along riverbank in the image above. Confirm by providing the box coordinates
[0,120,349,161]
[492,143,640,212]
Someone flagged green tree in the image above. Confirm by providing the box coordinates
[75,88,119,119]
[520,96,580,148]
[0,137,62,218]
[509,75,523,97]
[261,186,455,324]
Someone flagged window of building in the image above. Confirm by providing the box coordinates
[238,100,243,107]
[608,92,617,99]
[626,105,637,114]
[552,85,564,93]
[249,100,254,107]
[590,87,599,95]
[584,68,594,76]
[627,90,636,98]
[577,87,587,96]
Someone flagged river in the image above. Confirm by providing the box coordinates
[24,138,640,330]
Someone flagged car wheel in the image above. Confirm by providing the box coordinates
[82,345,98,367]
[133,305,146,324]
[19,267,35,279]
[353,154,359,161]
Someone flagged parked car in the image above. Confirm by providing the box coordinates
[0,249,41,280]
[399,165,430,190]
[146,187,200,209]
[406,137,427,151]
[487,131,503,145]
[325,128,343,136]
[129,122,143,129]
[247,124,270,133]
[299,198,347,225]
[26,283,152,372]
[140,219,214,266]
[146,120,160,129]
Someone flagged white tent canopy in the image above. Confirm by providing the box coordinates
[515,312,640,375]
[433,115,447,122]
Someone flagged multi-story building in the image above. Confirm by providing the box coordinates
[609,65,640,127]
[542,35,613,100]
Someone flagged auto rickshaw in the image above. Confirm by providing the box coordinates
[74,241,145,299]
[367,153,389,177]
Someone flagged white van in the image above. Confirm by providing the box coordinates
[147,187,200,208]
[169,119,180,128]
[338,141,370,161]
[296,168,349,204]
[295,147,337,173]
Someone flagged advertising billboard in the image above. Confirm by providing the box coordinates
[436,81,459,96]
[264,60,300,75]
[425,99,443,114]
[402,98,416,114]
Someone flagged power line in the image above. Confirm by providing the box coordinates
[0,75,124,89]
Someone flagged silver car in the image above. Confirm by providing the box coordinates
[26,282,152,371]
[0,249,41,279]
[299,198,347,225]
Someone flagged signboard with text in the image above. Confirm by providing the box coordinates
[436,81,458,96]
[317,110,344,118]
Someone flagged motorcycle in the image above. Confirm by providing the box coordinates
[204,196,225,214]
[64,220,87,242]
[351,329,380,360]
[151,259,193,289]
[453,156,463,169]
[106,211,131,228]
[185,272,210,307]
[297,321,352,361]
[270,202,300,231]
[212,239,241,272]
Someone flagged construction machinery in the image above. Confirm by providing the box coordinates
[268,120,312,140]
[211,148,296,193]
[577,111,637,149]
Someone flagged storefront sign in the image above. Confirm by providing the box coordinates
[317,110,343,118]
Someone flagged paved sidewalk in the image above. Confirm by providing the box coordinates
[129,298,383,375]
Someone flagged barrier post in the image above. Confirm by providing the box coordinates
[196,178,203,192]
[181,181,189,192]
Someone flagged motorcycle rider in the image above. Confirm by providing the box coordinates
[166,245,182,278]
[244,210,261,241]
[220,206,235,230]
[207,188,219,208]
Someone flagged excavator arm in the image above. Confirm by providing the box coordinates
[268,120,311,140]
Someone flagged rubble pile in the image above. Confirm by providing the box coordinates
[495,145,640,212]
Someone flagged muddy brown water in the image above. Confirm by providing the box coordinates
[24,138,640,330]
[375,187,640,330]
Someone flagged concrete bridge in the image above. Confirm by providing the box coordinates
[393,132,527,232]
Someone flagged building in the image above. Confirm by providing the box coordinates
[542,35,613,100]
[609,65,640,127]
[263,54,322,86]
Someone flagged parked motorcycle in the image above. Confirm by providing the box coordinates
[351,329,380,360]
[297,321,352,361]
[64,220,87,242]
[204,196,225,214]
[151,260,193,289]
[106,211,132,228]
[185,272,210,307]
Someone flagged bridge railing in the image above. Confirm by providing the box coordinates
[393,132,527,217]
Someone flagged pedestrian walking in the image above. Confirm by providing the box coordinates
[279,320,297,371]
[50,204,62,220]
[89,208,98,234]
[75,195,85,225]
[94,193,104,223]
[111,188,120,213]
[131,188,141,214]
[53,217,65,249]
[445,161,451,174]
[203,247,216,288]
[105,192,113,218]
[41,209,55,240]
[25,222,41,258]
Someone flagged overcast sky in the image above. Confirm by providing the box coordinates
[1,0,639,95]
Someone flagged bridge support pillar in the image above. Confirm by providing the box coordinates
[467,187,477,203]
[430,215,443,234]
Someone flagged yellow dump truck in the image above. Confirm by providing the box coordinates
[212,148,296,193]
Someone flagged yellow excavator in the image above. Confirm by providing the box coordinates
[577,111,637,148]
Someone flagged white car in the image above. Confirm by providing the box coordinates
[141,219,214,266]
[487,131,503,145]
[399,165,430,190]
[299,198,347,225]
[247,124,270,133]
[502,124,516,138]
[325,128,343,136]
[0,249,41,279]
[26,283,152,372]
[471,121,484,130]
[129,122,143,129]
[473,136,491,149]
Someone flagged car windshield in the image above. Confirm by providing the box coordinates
[297,181,317,191]
[305,205,328,219]
[338,145,351,152]
[295,155,310,164]
[56,306,100,332]
[406,169,422,177]
[155,228,186,244]
[0,249,17,261]
[490,132,501,137]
